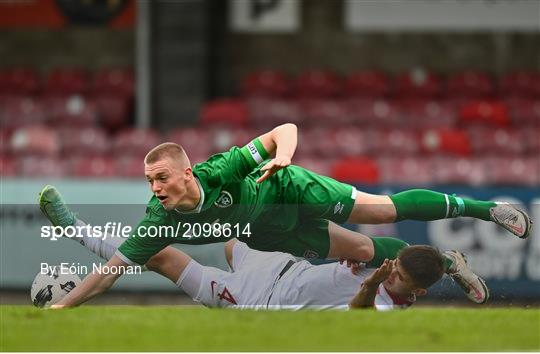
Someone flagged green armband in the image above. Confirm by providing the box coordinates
[240,138,270,168]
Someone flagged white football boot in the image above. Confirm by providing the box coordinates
[490,202,532,239]
[444,250,489,304]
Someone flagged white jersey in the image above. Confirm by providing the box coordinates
[271,260,415,311]
[185,241,415,311]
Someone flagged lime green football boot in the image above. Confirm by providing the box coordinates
[39,185,75,228]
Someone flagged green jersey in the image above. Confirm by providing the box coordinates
[117,139,356,265]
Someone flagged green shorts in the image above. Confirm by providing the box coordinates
[240,165,357,259]
[280,165,357,224]
[243,219,331,259]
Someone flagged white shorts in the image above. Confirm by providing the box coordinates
[177,241,296,309]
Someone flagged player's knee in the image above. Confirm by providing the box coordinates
[356,243,374,262]
[145,250,171,272]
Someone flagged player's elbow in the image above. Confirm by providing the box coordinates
[279,123,297,131]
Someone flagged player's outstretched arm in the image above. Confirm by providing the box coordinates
[349,259,394,309]
[50,255,128,308]
[256,123,297,183]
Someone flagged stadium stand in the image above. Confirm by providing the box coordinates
[241,70,289,98]
[1,67,538,185]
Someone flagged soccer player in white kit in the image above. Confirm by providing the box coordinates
[179,239,445,310]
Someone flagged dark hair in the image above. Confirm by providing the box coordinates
[397,245,445,289]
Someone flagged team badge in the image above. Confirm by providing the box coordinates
[215,191,233,208]
[303,250,319,259]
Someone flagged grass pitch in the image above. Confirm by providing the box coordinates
[1,306,539,351]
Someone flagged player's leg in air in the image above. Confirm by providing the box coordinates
[346,189,532,239]
[284,166,532,241]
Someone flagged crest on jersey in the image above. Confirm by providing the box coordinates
[303,250,319,259]
[215,191,233,208]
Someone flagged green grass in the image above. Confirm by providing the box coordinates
[1,306,539,351]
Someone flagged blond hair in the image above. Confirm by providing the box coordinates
[144,142,191,169]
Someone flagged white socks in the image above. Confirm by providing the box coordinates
[73,219,127,261]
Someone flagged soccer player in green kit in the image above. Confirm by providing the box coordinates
[41,123,532,308]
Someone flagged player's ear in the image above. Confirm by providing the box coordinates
[183,167,193,181]
[413,288,427,296]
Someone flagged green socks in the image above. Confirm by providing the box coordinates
[390,189,496,222]
[366,237,409,268]
[367,236,455,272]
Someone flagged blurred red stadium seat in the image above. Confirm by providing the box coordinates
[0,129,12,155]
[17,156,66,177]
[420,129,471,156]
[210,127,259,154]
[241,70,289,98]
[68,156,116,177]
[166,127,213,162]
[447,71,494,99]
[44,68,88,94]
[298,99,351,126]
[331,157,379,184]
[347,98,401,126]
[483,157,539,186]
[468,128,526,156]
[294,70,342,98]
[521,127,540,155]
[331,127,373,157]
[0,96,47,130]
[43,94,98,127]
[247,98,302,127]
[372,129,420,156]
[0,68,40,95]
[398,99,456,128]
[91,68,134,97]
[394,68,441,98]
[94,94,131,131]
[10,125,59,157]
[299,127,340,158]
[431,157,487,185]
[58,127,109,157]
[505,98,540,126]
[294,157,332,176]
[378,157,433,185]
[344,70,390,98]
[0,155,16,176]
[115,155,144,178]
[113,128,160,159]
[500,71,540,98]
[200,98,248,127]
[459,100,510,126]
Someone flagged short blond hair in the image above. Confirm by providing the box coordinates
[144,142,190,169]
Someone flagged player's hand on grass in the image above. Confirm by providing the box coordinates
[256,156,291,183]
[339,259,362,275]
[363,259,394,287]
